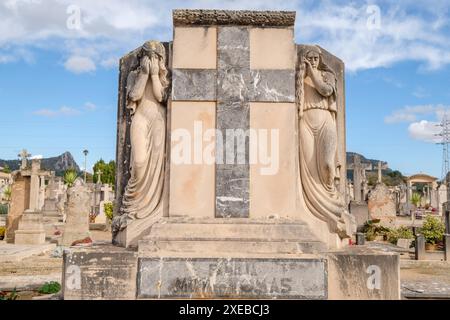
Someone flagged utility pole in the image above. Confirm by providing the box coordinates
[436,113,450,181]
[83,149,89,183]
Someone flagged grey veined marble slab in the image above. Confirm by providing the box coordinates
[138,257,327,299]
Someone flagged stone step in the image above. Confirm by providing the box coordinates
[42,211,62,218]
[146,221,317,242]
[139,239,327,255]
[43,216,62,224]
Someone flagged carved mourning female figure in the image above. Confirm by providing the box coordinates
[297,45,354,237]
[121,41,169,221]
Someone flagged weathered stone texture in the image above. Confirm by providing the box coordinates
[250,70,295,102]
[114,42,172,246]
[368,183,396,227]
[14,211,46,245]
[327,247,400,300]
[61,180,91,246]
[218,26,250,69]
[215,26,251,218]
[6,173,30,243]
[350,201,370,232]
[138,257,327,299]
[173,9,296,27]
[63,246,138,300]
[172,69,217,101]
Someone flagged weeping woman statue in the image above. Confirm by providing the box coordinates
[297,45,354,238]
[121,41,169,221]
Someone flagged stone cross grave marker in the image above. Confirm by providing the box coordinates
[348,155,372,202]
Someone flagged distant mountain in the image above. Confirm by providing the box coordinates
[346,152,406,186]
[346,152,388,170]
[0,152,80,176]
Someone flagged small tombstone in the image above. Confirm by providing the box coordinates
[5,172,30,243]
[14,209,46,245]
[396,238,412,249]
[61,178,91,246]
[368,183,396,227]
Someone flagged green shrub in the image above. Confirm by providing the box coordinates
[387,226,414,245]
[0,289,18,300]
[38,281,61,294]
[421,215,445,245]
[0,203,8,215]
[362,220,391,241]
[104,202,114,221]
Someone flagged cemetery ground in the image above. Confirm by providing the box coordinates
[0,229,111,300]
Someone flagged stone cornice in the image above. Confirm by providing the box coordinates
[173,9,296,27]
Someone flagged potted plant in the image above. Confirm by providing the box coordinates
[362,219,391,242]
[421,215,445,251]
[2,186,11,202]
[63,169,78,187]
[0,226,5,241]
[387,226,414,245]
[411,192,421,209]
[103,202,114,230]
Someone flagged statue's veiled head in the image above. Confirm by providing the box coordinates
[142,40,165,60]
[305,45,322,70]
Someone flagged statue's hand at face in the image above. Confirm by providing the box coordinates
[304,53,320,79]
[149,56,159,76]
[304,59,316,78]
[140,56,151,75]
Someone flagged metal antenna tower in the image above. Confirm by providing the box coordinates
[436,112,450,181]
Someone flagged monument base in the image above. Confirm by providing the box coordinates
[14,211,46,245]
[138,217,327,256]
[14,230,46,245]
[138,256,327,299]
[62,244,400,300]
[62,218,401,300]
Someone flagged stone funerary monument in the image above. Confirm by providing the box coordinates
[63,10,400,300]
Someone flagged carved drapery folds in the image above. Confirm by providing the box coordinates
[112,41,170,238]
[296,45,355,238]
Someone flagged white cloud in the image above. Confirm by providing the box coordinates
[30,154,43,160]
[297,1,450,71]
[386,104,450,143]
[384,105,438,124]
[408,120,441,143]
[84,102,96,111]
[33,102,98,117]
[64,55,96,74]
[0,1,449,72]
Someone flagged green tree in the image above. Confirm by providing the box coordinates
[92,159,115,187]
[2,165,11,174]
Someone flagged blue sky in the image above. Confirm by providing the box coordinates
[0,0,449,178]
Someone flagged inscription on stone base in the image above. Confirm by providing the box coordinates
[138,258,327,299]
